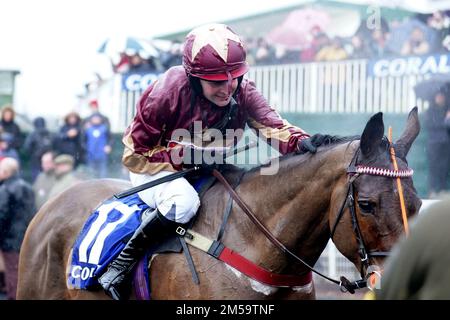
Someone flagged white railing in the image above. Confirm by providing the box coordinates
[247,60,427,115]
[109,59,428,132]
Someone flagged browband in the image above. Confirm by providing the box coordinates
[355,165,414,178]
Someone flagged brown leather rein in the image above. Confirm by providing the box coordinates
[211,168,354,291]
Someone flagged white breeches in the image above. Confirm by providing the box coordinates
[129,171,200,224]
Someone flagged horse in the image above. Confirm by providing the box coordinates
[17,108,422,300]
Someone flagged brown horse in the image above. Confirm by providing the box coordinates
[17,108,422,299]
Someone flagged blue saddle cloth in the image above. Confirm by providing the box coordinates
[67,176,213,291]
[67,193,149,290]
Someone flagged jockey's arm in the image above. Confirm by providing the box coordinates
[242,80,310,155]
[121,85,181,175]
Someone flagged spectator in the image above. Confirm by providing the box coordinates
[162,41,183,69]
[252,37,276,65]
[54,112,85,168]
[84,114,111,178]
[314,37,348,61]
[0,157,36,300]
[0,133,19,161]
[400,27,431,56]
[424,89,450,197]
[47,154,80,199]
[377,197,450,299]
[427,11,450,44]
[368,28,392,58]
[22,117,54,182]
[0,106,23,150]
[346,34,372,59]
[32,151,56,210]
[301,32,330,62]
[113,52,130,74]
[83,100,111,132]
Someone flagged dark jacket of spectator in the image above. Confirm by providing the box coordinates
[0,106,23,150]
[0,173,36,252]
[424,95,450,195]
[23,117,54,181]
[0,133,19,161]
[54,112,85,167]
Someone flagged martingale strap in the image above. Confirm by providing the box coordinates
[184,229,312,287]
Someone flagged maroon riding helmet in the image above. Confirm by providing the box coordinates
[183,23,249,91]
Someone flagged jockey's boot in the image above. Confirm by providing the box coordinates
[98,208,183,300]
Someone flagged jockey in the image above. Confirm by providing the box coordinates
[99,23,318,300]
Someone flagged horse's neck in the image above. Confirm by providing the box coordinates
[223,143,353,271]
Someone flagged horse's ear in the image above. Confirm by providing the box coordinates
[394,107,420,159]
[360,112,384,158]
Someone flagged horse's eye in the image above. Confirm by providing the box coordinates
[358,200,375,215]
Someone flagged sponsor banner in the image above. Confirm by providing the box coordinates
[122,72,160,91]
[368,53,450,77]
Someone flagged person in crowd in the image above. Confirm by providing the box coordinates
[252,37,277,65]
[83,100,111,132]
[47,154,80,200]
[84,114,111,178]
[32,151,56,210]
[368,28,392,58]
[54,112,85,168]
[0,106,23,151]
[346,34,372,59]
[0,157,36,300]
[162,41,183,69]
[98,23,320,300]
[0,133,19,161]
[315,37,348,61]
[400,27,431,56]
[300,31,330,62]
[377,197,450,299]
[424,89,450,197]
[427,10,450,47]
[22,117,54,182]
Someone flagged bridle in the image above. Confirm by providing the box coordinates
[329,142,414,292]
[213,139,414,294]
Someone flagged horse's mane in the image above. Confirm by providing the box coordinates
[280,134,360,161]
[243,134,360,174]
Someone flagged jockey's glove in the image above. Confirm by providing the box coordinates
[182,146,223,172]
[296,134,327,154]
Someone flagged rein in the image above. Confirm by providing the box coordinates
[212,168,345,289]
[213,139,414,294]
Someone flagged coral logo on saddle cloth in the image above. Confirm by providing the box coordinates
[67,194,148,289]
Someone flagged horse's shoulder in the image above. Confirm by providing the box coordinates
[68,178,131,192]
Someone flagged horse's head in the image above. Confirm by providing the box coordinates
[330,107,422,284]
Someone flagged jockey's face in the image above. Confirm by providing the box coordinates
[200,78,238,107]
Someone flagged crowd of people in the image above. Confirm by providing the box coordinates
[1,8,449,300]
[107,10,450,74]
[246,10,450,64]
[0,100,113,299]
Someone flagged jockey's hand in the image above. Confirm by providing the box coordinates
[296,134,327,154]
[182,146,221,172]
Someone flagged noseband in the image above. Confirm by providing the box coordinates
[330,143,414,291]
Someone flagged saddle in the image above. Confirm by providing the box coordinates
[67,165,246,299]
